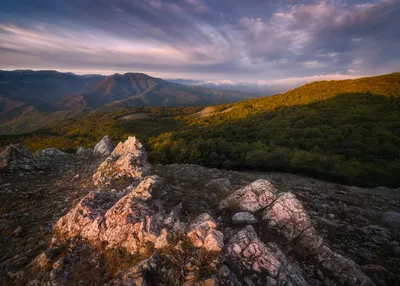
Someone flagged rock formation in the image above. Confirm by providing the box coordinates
[26,137,379,285]
[0,144,41,171]
[221,180,375,285]
[92,136,151,187]
[224,225,308,285]
[93,135,115,156]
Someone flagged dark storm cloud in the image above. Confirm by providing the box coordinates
[0,0,399,85]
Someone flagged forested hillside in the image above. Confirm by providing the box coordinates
[1,73,399,187]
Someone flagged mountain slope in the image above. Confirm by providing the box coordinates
[0,70,255,127]
[0,70,104,110]
[0,70,105,124]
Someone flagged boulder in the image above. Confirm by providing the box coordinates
[0,144,41,171]
[92,136,151,187]
[93,135,114,156]
[219,179,277,213]
[36,148,66,157]
[225,225,308,285]
[232,212,257,224]
[262,193,313,241]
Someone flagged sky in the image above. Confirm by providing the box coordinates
[1,0,399,89]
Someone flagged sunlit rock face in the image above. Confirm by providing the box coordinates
[219,179,277,213]
[92,136,151,187]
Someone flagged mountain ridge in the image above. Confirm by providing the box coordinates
[0,70,256,120]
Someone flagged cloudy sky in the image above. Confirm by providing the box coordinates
[1,0,399,88]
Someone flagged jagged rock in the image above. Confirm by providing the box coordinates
[93,135,115,156]
[54,190,120,241]
[35,148,66,157]
[187,213,224,252]
[219,179,277,213]
[92,136,151,186]
[76,146,93,156]
[262,192,375,285]
[103,176,167,254]
[54,175,168,255]
[232,212,257,224]
[225,225,308,285]
[0,144,42,171]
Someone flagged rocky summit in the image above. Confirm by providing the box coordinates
[0,136,400,285]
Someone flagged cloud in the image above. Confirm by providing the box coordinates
[184,0,208,12]
[302,61,328,69]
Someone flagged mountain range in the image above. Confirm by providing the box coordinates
[0,70,256,125]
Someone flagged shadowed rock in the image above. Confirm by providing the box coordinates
[76,146,93,156]
[0,144,42,171]
[232,212,257,224]
[93,135,115,156]
[36,148,66,157]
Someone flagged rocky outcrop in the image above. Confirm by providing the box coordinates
[55,176,166,254]
[27,138,380,285]
[0,144,41,171]
[36,148,66,157]
[262,193,374,285]
[220,180,374,285]
[93,135,114,156]
[224,225,308,285]
[92,136,151,187]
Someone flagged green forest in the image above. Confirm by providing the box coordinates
[1,73,400,187]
